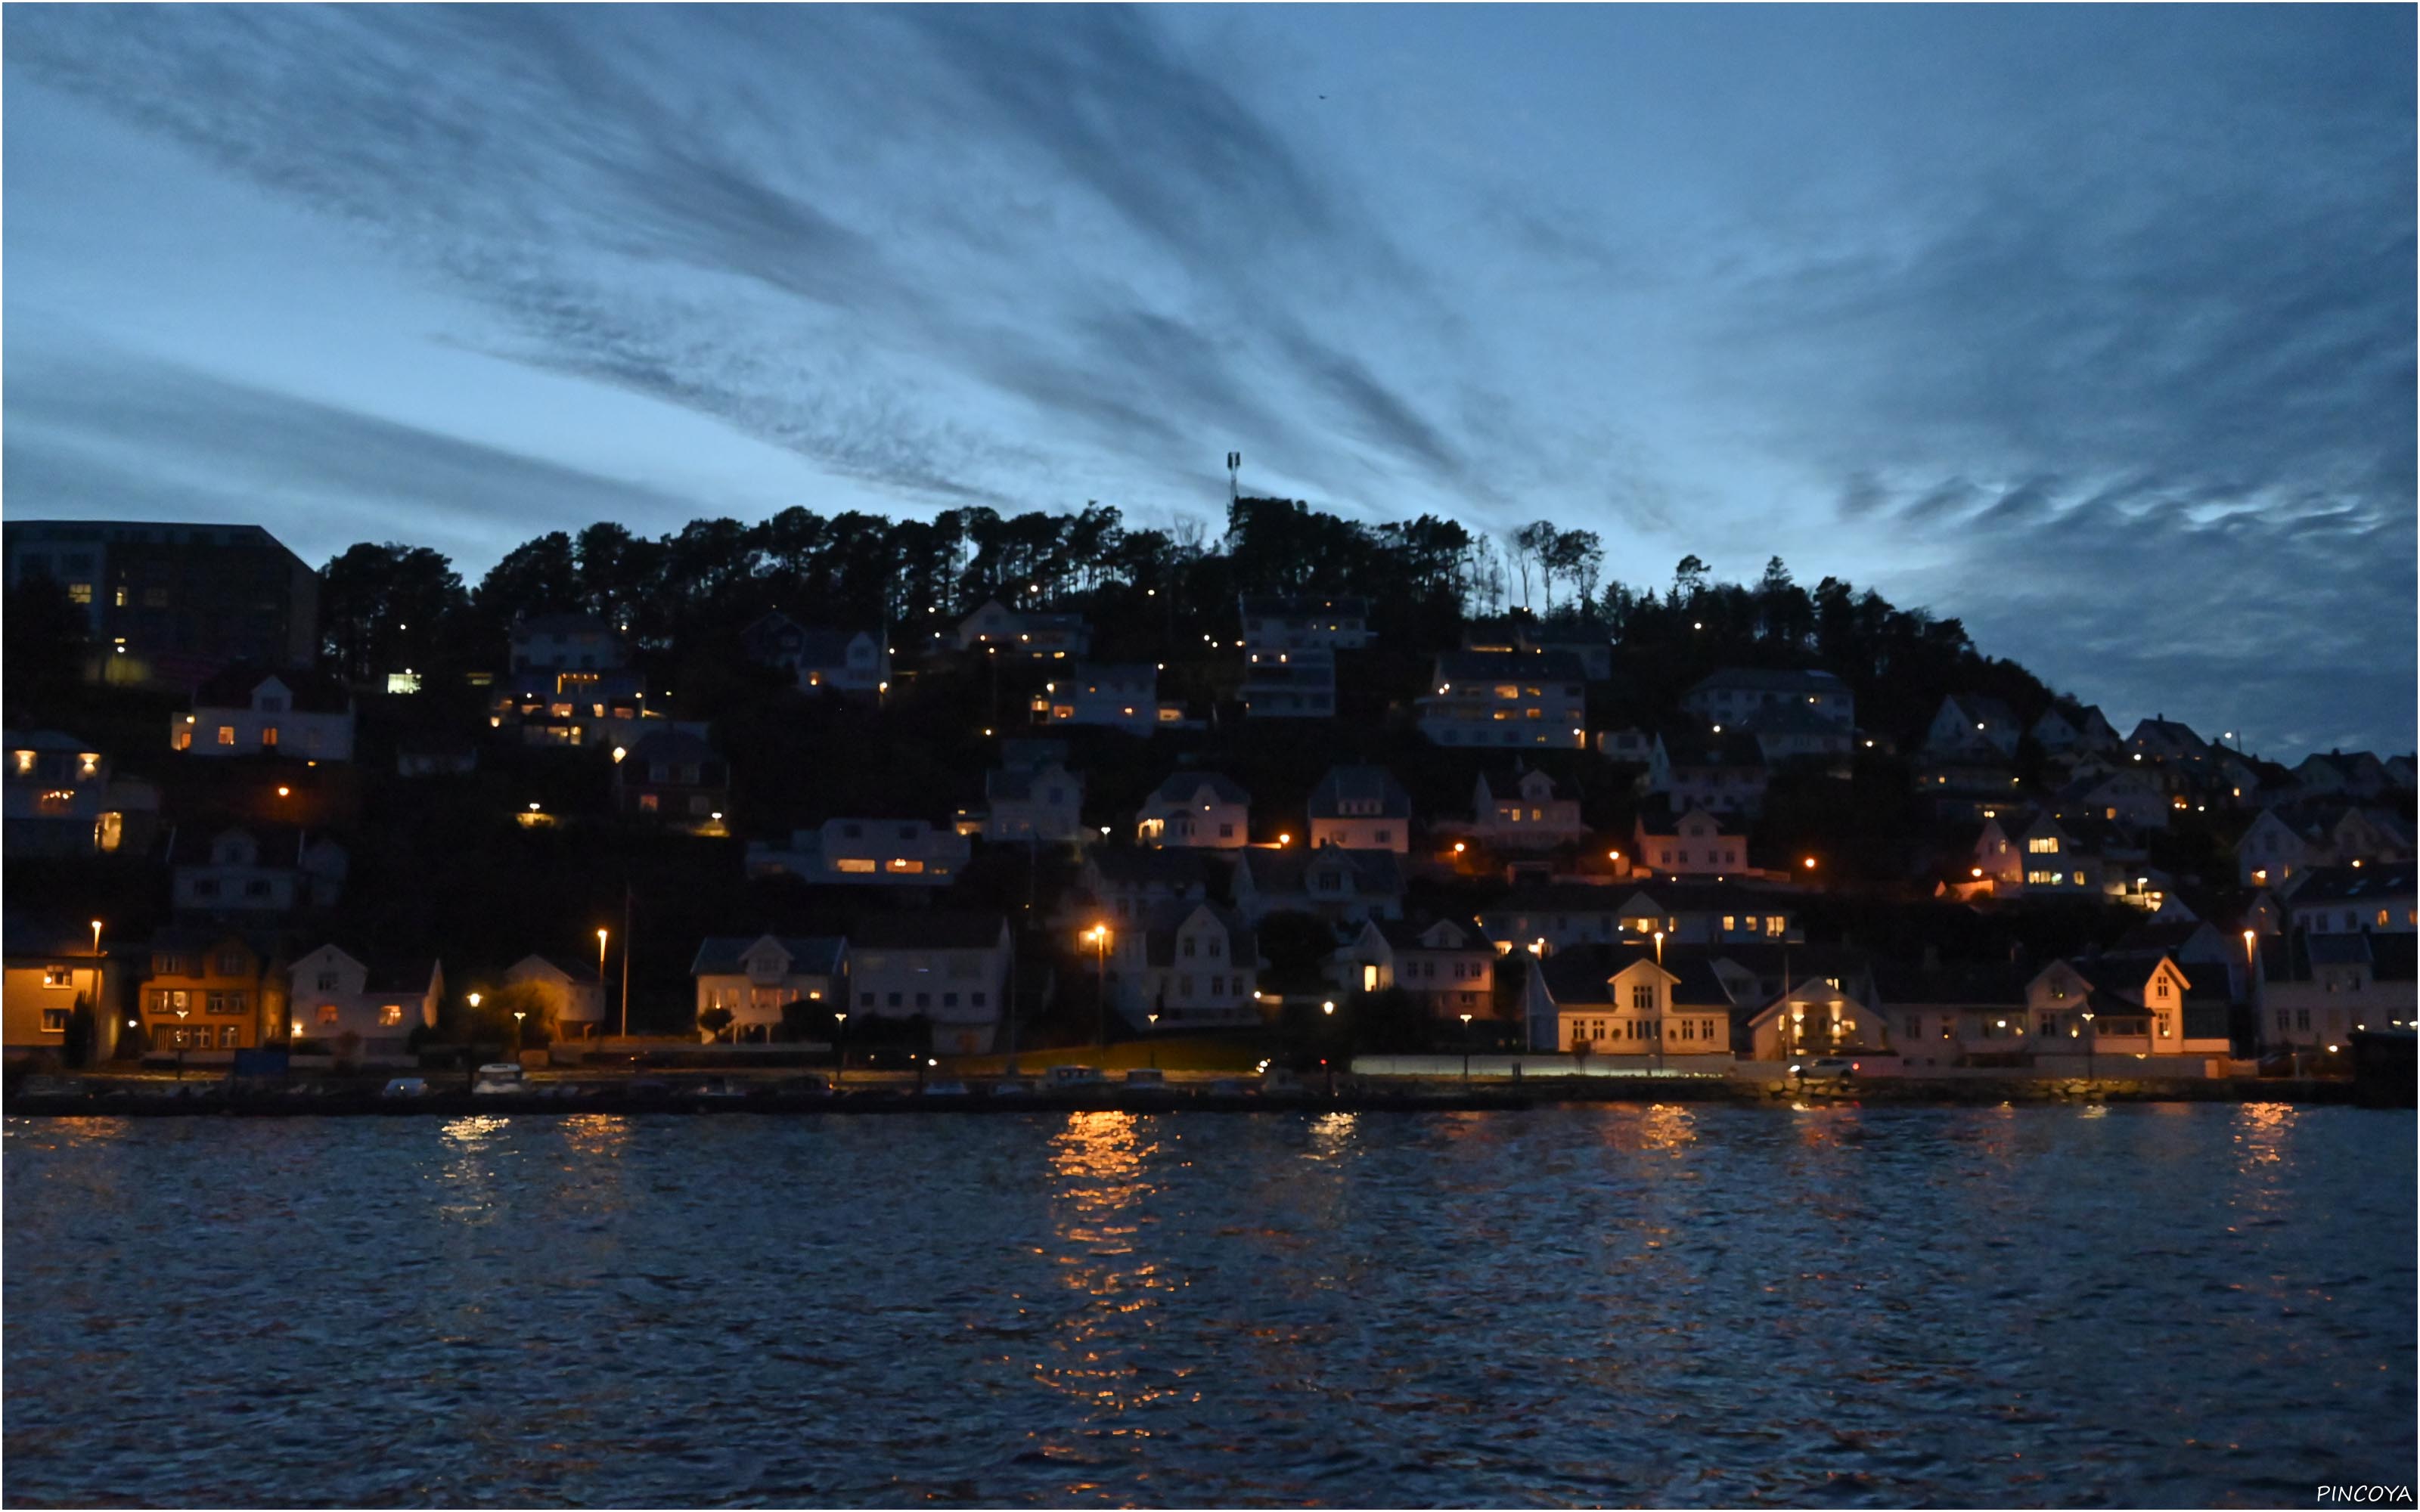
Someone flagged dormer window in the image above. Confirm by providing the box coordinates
[258,695,287,714]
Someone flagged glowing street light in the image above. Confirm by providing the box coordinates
[1459,1011,1475,1084]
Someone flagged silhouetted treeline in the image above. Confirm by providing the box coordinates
[315,497,2056,747]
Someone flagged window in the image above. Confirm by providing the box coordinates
[942,993,958,1009]
[217,727,236,746]
[1630,984,1655,1011]
[914,993,929,1009]
[217,951,244,975]
[2154,978,2170,1000]
[858,991,875,1008]
[42,967,73,989]
[379,1005,404,1027]
[1181,937,1196,959]
[1218,823,1234,840]
[67,582,92,605]
[220,1026,240,1048]
[638,793,660,813]
[41,1008,69,1033]
[886,993,902,1008]
[318,971,340,990]
[834,857,876,873]
[971,993,986,1008]
[260,727,278,747]
[2027,838,2059,854]
[317,1002,341,1024]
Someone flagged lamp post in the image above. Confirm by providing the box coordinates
[1146,1011,1159,1069]
[87,919,104,1056]
[2081,1009,2096,1087]
[1085,925,1112,1049]
[173,1006,188,1082]
[833,1012,848,1089]
[1460,1012,1475,1084]
[513,1010,526,1055]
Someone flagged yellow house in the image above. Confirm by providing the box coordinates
[141,928,287,1059]
[3,917,125,1060]
[1525,943,1736,1058]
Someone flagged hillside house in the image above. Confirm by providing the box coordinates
[1470,763,1585,847]
[1307,765,1413,853]
[1416,650,1587,749]
[1136,772,1251,849]
[689,935,848,1043]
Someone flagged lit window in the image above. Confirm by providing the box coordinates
[217,727,236,747]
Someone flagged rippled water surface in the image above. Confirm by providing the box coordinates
[5,1105,2412,1507]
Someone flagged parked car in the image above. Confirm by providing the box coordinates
[695,1077,748,1099]
[1791,1058,1858,1088]
[381,1077,430,1098]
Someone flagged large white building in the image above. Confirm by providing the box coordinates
[1035,663,1174,736]
[845,913,1013,1055]
[1416,651,1587,749]
[287,946,442,1060]
[1137,772,1252,849]
[745,820,970,887]
[687,935,848,1043]
[171,668,355,762]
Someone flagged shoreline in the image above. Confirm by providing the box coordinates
[1,1076,2387,1118]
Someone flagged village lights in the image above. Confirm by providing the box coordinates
[1454,842,1467,854]
[276,785,290,798]
[1322,1001,1336,1015]
[1278,832,1292,846]
[1971,866,1984,878]
[468,992,482,1009]
[529,801,541,812]
[1802,857,1817,870]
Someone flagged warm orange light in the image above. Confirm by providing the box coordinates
[1802,857,1817,869]
[1278,832,1292,846]
[276,785,291,798]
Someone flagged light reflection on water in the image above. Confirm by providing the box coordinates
[4,1105,2412,1507]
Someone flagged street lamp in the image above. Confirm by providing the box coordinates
[2080,1009,2096,1086]
[833,1011,848,1086]
[1652,930,1665,967]
[513,1010,527,1052]
[1084,925,1113,1048]
[1146,1010,1159,1069]
[173,1005,189,1081]
[1460,1012,1475,1084]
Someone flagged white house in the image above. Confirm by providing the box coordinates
[510,613,625,672]
[171,668,355,761]
[1478,883,1801,955]
[5,729,154,857]
[1136,772,1251,848]
[2127,716,2212,764]
[957,600,1091,659]
[745,819,970,886]
[287,946,442,1059]
[1633,800,1748,878]
[741,615,889,696]
[2235,808,2319,888]
[1080,847,1209,924]
[1923,693,2021,758]
[1035,663,1172,736]
[1471,764,1585,847]
[1239,593,1372,653]
[1231,844,1405,926]
[687,934,848,1043]
[1745,703,1854,770]
[1307,765,1413,853]
[2286,863,2417,937]
[1680,668,1854,732]
[1335,919,1495,1019]
[845,913,1013,1055]
[504,953,609,1039]
[1461,621,1613,682]
[2059,767,2170,830]
[1645,731,1768,817]
[982,744,1086,844]
[1106,900,1259,1030]
[1416,651,1587,749]
[172,828,347,916]
[1241,648,1338,719]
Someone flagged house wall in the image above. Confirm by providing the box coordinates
[143,944,284,1055]
[173,705,354,761]
[1137,800,1249,848]
[849,947,1007,1054]
[1309,816,1407,853]
[2,959,125,1056]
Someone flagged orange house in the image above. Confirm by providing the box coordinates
[142,929,288,1058]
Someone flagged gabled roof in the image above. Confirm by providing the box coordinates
[847,912,1009,952]
[1240,846,1404,897]
[510,953,601,986]
[1478,761,1574,803]
[1632,795,1747,836]
[361,957,442,995]
[1309,765,1411,820]
[687,935,847,978]
[1146,770,1250,807]
[194,662,352,713]
[1941,692,2018,731]
[987,762,1079,804]
[1373,918,1484,953]
[2,728,97,754]
[1137,899,1254,969]
[1657,730,1767,770]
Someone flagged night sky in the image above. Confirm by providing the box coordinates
[5,6,2411,756]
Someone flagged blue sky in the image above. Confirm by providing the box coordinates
[5,5,2411,756]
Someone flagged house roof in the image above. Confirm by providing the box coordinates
[511,953,602,985]
[688,935,847,977]
[360,957,442,995]
[194,662,352,713]
[1146,770,1250,807]
[1869,957,2034,1006]
[1658,730,1767,770]
[1137,900,1254,969]
[1533,943,1735,1009]
[1478,761,1574,803]
[624,728,721,764]
[1088,847,1209,890]
[846,912,1007,952]
[787,628,876,666]
[1240,593,1368,620]
[2288,862,2415,908]
[1632,795,1748,836]
[1943,693,2018,731]
[1309,765,1411,820]
[1741,702,1841,738]
[1241,846,1404,897]
[513,612,617,637]
[2,728,96,754]
[1686,667,1847,696]
[1434,649,1585,683]
[2302,934,2372,968]
[1373,919,1482,953]
[3,912,114,960]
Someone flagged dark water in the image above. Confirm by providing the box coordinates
[5,1105,2412,1507]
